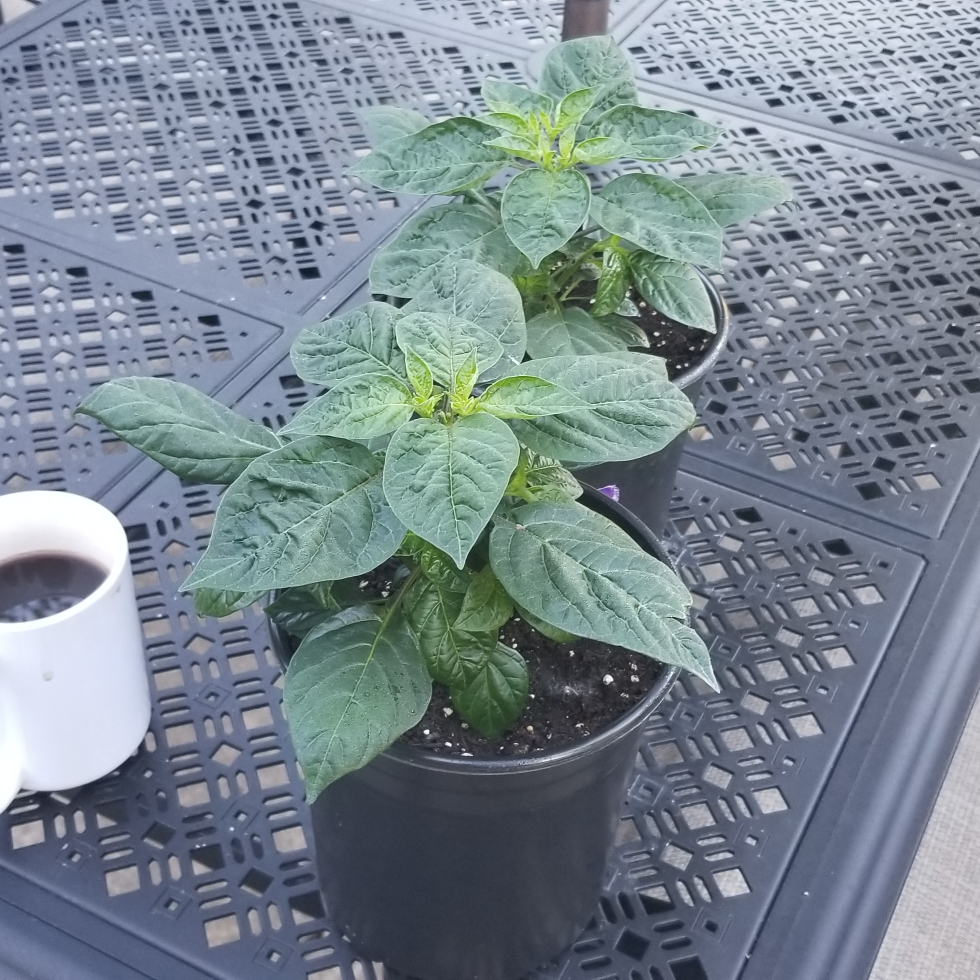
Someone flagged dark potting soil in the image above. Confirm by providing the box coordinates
[402,614,665,759]
[570,282,713,381]
[634,299,714,381]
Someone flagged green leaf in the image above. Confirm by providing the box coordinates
[475,375,584,419]
[555,87,596,131]
[384,414,520,567]
[589,105,722,161]
[362,106,430,145]
[183,436,404,592]
[280,374,416,441]
[539,36,638,130]
[400,534,471,592]
[406,260,527,377]
[404,576,495,687]
[395,310,503,389]
[291,302,405,386]
[591,173,723,269]
[451,644,529,736]
[571,137,622,166]
[76,377,281,485]
[631,254,716,332]
[482,78,553,117]
[265,580,367,639]
[523,452,583,502]
[515,603,576,642]
[592,249,629,317]
[370,203,521,298]
[193,588,264,618]
[479,111,532,136]
[501,169,591,268]
[406,351,433,399]
[485,135,541,161]
[454,565,514,632]
[505,353,694,463]
[525,306,647,358]
[490,502,715,685]
[349,117,507,195]
[284,614,431,800]
[674,173,794,226]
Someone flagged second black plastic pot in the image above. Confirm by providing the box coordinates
[578,271,730,535]
[270,490,681,980]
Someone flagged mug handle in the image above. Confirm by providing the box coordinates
[0,703,22,812]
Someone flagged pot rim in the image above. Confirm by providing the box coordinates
[672,268,730,391]
[271,488,684,778]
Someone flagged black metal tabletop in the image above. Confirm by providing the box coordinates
[1,1,979,979]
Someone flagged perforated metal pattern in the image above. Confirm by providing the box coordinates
[321,0,633,50]
[0,0,526,310]
[0,222,281,499]
[0,470,922,980]
[623,0,980,171]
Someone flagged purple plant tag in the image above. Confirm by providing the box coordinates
[597,484,620,502]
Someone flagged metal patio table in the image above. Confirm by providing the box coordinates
[1,1,979,979]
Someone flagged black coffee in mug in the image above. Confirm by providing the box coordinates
[0,553,107,624]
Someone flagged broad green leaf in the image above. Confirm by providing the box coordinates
[631,254,715,332]
[482,78,553,117]
[384,414,520,567]
[571,137,622,166]
[395,310,503,389]
[406,260,527,376]
[505,353,694,463]
[516,602,576,642]
[555,88,596,131]
[523,452,583,502]
[451,644,529,736]
[76,377,281,485]
[399,533,471,592]
[674,173,794,226]
[265,580,367,639]
[525,306,647,358]
[490,501,715,685]
[280,374,415,441]
[475,375,584,419]
[591,173,723,269]
[349,117,507,195]
[454,565,514,632]
[291,302,404,386]
[362,106,430,145]
[370,203,521,298]
[404,576,495,687]
[485,135,541,161]
[284,614,431,799]
[539,36,638,130]
[304,604,385,641]
[194,588,263,618]
[589,105,722,161]
[479,111,531,136]
[183,436,404,592]
[592,249,629,317]
[501,169,591,268]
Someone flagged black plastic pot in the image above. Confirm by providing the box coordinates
[579,271,730,535]
[269,490,681,980]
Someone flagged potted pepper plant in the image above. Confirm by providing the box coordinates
[352,34,792,531]
[78,253,714,979]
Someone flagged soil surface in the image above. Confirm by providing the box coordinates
[570,281,714,381]
[402,614,664,759]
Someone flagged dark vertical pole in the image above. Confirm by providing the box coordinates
[561,0,611,39]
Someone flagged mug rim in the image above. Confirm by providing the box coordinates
[0,490,130,634]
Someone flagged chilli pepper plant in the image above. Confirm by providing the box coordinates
[77,260,715,800]
[355,35,792,344]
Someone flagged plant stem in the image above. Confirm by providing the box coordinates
[463,188,499,215]
[383,566,423,627]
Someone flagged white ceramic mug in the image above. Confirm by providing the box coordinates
[0,491,151,812]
